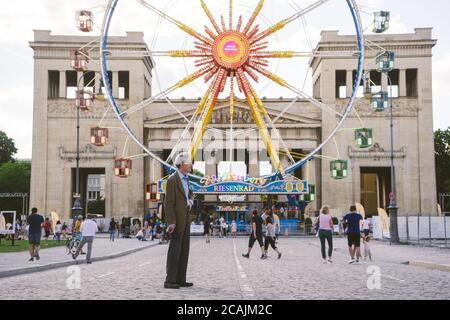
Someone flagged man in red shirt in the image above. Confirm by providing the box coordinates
[43,218,52,240]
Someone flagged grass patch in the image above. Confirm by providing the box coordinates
[0,239,66,253]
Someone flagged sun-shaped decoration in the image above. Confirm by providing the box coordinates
[135,0,327,178]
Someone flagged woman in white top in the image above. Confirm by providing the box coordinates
[54,220,62,243]
[231,220,237,238]
[361,218,371,237]
[263,214,282,259]
[136,229,146,241]
[318,206,334,263]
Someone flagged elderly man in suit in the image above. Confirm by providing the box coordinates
[164,152,195,289]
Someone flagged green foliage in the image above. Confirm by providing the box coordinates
[192,169,205,177]
[87,195,105,216]
[0,131,17,165]
[0,239,65,252]
[0,161,31,213]
[435,128,450,211]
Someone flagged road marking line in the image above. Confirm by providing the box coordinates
[96,272,115,278]
[381,274,405,282]
[138,262,151,267]
[232,239,255,299]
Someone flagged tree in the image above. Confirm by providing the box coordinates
[435,128,450,211]
[87,195,105,216]
[0,131,17,165]
[192,169,204,177]
[0,161,31,213]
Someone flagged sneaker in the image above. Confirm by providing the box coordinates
[355,259,360,264]
[348,258,356,264]
[241,253,250,259]
[35,253,40,261]
[327,258,333,263]
[261,255,267,260]
[322,259,327,264]
[28,258,34,262]
[278,252,282,259]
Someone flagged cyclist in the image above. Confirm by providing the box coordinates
[74,215,86,255]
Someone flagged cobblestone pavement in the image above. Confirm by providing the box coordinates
[0,237,449,300]
[0,236,155,273]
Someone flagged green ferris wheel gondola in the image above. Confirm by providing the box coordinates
[376,51,395,73]
[355,128,373,148]
[373,11,390,33]
[330,160,348,180]
[300,184,316,202]
[371,91,389,112]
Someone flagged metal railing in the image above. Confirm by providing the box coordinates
[395,213,449,248]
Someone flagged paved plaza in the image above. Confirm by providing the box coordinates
[0,237,449,300]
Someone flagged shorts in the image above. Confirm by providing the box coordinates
[248,233,264,248]
[347,233,361,248]
[363,229,370,237]
[28,233,41,245]
[44,230,50,238]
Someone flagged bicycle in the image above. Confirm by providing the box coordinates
[65,234,81,255]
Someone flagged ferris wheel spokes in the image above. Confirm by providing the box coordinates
[109,49,360,60]
[136,0,213,46]
[100,0,365,181]
[247,62,343,118]
[236,68,286,178]
[188,68,228,160]
[250,0,332,45]
[120,64,217,118]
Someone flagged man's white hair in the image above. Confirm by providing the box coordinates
[174,152,192,167]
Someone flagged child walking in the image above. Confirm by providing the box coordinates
[362,235,372,261]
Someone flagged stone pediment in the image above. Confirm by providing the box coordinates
[147,100,320,126]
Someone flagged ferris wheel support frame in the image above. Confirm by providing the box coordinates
[99,0,365,182]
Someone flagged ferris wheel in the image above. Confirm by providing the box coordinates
[72,0,393,197]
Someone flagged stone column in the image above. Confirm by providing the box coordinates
[278,154,289,203]
[94,73,100,96]
[302,156,317,215]
[59,71,66,98]
[248,151,259,203]
[399,69,407,97]
[77,71,84,87]
[148,150,164,211]
[205,152,217,202]
[105,160,114,219]
[112,71,119,98]
[381,72,388,92]
[346,70,353,98]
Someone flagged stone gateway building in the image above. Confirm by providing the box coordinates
[29,28,438,221]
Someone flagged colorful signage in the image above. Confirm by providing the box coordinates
[158,175,308,195]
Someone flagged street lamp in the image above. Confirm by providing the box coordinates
[387,74,400,243]
[71,71,104,219]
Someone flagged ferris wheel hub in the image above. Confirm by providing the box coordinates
[213,31,250,70]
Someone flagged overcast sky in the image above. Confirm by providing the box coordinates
[1,0,449,159]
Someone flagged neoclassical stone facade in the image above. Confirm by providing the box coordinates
[29,28,438,220]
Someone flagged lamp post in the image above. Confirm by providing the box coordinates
[71,71,104,219]
[387,75,399,243]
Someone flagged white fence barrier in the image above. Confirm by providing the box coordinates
[372,215,450,240]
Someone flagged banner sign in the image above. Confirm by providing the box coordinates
[158,175,308,195]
